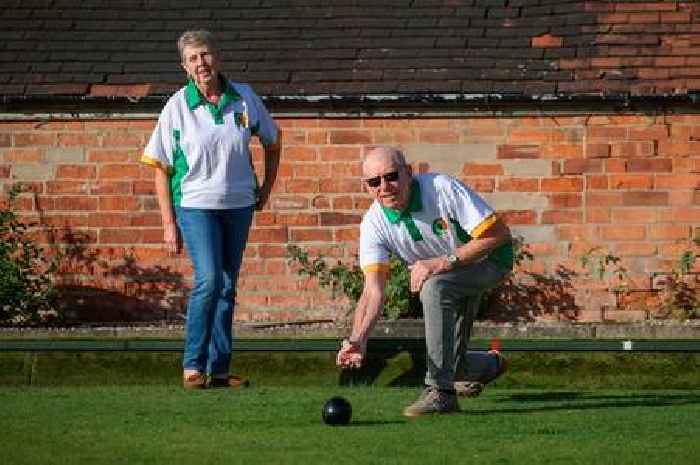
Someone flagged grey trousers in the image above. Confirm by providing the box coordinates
[419,259,509,389]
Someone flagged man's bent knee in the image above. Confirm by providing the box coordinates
[419,275,448,305]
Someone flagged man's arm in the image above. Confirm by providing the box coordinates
[336,270,387,367]
[451,216,511,265]
[409,217,511,292]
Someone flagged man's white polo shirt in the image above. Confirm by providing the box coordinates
[359,173,513,273]
[141,77,278,209]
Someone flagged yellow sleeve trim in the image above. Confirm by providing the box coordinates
[471,213,498,238]
[362,263,390,274]
[140,154,172,174]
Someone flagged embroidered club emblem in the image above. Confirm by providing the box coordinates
[432,218,448,236]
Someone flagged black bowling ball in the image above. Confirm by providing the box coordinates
[322,396,352,426]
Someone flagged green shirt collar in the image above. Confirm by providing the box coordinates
[185,74,240,111]
[381,179,422,224]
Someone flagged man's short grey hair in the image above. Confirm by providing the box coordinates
[177,30,219,61]
[362,146,408,168]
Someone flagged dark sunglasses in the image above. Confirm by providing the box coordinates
[364,171,400,188]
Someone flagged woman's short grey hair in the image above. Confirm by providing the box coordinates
[177,30,219,61]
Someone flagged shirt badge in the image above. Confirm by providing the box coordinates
[234,100,249,128]
[432,218,449,236]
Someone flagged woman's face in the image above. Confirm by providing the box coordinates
[181,43,221,88]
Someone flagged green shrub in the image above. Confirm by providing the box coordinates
[286,244,415,319]
[580,245,698,320]
[655,250,698,320]
[579,246,629,291]
[0,185,60,325]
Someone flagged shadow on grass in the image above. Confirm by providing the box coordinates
[345,420,405,427]
[505,391,584,402]
[339,350,426,387]
[466,391,700,416]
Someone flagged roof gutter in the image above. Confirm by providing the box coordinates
[2,92,699,119]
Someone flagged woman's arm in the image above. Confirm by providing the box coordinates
[256,136,281,210]
[154,167,179,253]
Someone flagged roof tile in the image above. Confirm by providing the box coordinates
[0,1,698,101]
[25,83,90,95]
[90,84,153,97]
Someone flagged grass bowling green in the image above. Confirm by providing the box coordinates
[1,385,698,465]
[1,344,699,463]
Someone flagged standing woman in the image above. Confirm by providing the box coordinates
[141,30,280,389]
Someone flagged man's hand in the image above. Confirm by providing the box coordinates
[409,256,451,292]
[336,339,365,368]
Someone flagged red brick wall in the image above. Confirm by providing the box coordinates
[1,115,698,322]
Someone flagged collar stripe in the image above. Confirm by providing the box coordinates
[381,179,424,241]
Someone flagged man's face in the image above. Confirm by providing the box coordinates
[362,152,412,211]
[181,44,220,87]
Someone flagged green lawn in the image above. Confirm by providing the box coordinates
[2,385,698,465]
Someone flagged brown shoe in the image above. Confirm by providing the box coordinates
[403,386,459,417]
[183,372,207,390]
[207,375,251,389]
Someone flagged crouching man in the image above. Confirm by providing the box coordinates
[337,146,512,417]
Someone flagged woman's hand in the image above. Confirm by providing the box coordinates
[256,185,272,211]
[163,222,180,254]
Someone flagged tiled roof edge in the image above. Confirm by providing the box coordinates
[0,91,700,115]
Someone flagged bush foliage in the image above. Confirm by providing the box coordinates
[288,237,697,322]
[286,244,414,319]
[0,185,60,325]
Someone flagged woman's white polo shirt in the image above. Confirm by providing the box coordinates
[141,78,278,209]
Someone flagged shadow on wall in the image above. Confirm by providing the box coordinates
[53,229,187,323]
[482,265,580,322]
[480,241,580,322]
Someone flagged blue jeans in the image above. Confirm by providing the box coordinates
[175,206,254,376]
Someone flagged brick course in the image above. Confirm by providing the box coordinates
[0,113,697,323]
